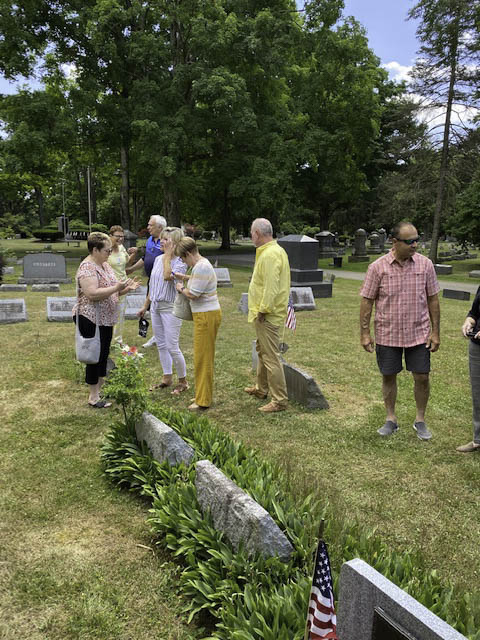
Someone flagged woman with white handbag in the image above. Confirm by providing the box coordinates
[73,232,140,408]
[137,227,189,395]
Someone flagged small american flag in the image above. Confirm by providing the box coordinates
[306,540,338,640]
[285,295,297,331]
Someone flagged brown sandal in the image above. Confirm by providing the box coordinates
[149,381,172,392]
[171,382,189,395]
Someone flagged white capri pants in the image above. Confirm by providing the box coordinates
[150,304,187,378]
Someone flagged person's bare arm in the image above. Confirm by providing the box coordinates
[360,297,375,352]
[162,239,175,281]
[126,258,144,275]
[80,275,125,301]
[427,293,440,352]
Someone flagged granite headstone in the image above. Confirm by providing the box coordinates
[277,234,332,298]
[20,252,71,284]
[0,299,27,324]
[47,297,76,322]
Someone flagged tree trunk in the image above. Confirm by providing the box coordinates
[428,41,458,265]
[163,183,180,226]
[34,186,44,227]
[220,187,231,251]
[90,167,97,224]
[120,143,130,229]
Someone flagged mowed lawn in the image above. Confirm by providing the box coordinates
[1,257,480,638]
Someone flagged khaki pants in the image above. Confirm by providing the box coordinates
[193,309,222,407]
[254,318,288,407]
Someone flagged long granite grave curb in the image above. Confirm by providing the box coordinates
[337,559,466,640]
[195,460,293,560]
[135,411,195,466]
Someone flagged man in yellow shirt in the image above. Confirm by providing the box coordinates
[245,218,290,412]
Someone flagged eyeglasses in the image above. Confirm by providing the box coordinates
[102,247,112,254]
[111,235,124,239]
[396,237,419,246]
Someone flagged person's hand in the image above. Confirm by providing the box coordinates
[175,282,185,294]
[361,334,374,352]
[163,238,175,257]
[127,247,138,255]
[120,277,140,293]
[462,317,475,338]
[427,332,440,352]
[137,307,146,318]
[257,312,266,323]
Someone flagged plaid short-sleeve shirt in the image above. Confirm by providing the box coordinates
[360,250,440,347]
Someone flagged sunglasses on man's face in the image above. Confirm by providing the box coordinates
[396,237,419,246]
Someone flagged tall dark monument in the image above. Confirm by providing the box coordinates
[277,234,332,298]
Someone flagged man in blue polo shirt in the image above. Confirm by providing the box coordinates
[127,214,166,346]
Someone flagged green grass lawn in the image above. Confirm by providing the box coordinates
[1,243,480,637]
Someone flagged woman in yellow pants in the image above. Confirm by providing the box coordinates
[174,237,221,411]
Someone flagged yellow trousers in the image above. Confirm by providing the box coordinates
[193,309,222,407]
[254,318,288,407]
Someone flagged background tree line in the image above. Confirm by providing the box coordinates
[0,0,478,259]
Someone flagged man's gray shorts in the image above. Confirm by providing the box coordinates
[375,343,430,375]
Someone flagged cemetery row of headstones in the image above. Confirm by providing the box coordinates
[136,410,466,640]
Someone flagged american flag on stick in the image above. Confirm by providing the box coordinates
[285,294,297,331]
[305,539,338,640]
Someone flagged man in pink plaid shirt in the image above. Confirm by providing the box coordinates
[360,222,440,440]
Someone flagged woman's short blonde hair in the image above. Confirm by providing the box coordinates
[175,236,198,259]
[87,232,111,253]
[160,226,184,245]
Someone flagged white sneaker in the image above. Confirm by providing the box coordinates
[142,336,156,348]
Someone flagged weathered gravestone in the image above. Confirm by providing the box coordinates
[19,252,71,284]
[283,362,329,409]
[251,341,328,410]
[337,558,466,640]
[2,266,14,275]
[368,232,382,255]
[378,228,386,252]
[469,271,480,279]
[277,234,332,298]
[434,264,452,276]
[195,459,293,560]
[128,285,147,297]
[290,287,316,311]
[238,292,249,314]
[349,228,370,263]
[442,289,470,301]
[214,267,233,287]
[315,231,336,260]
[125,295,145,319]
[33,284,60,292]
[0,284,27,292]
[135,411,194,466]
[0,299,27,324]
[47,297,76,322]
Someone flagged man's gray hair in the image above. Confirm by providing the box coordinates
[150,215,167,228]
[251,218,273,236]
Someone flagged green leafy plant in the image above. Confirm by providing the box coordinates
[103,343,148,425]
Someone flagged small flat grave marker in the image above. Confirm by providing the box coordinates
[469,270,480,279]
[125,295,145,319]
[0,298,27,324]
[0,284,27,292]
[33,284,60,292]
[47,297,76,322]
[290,286,315,311]
[238,292,248,314]
[442,289,470,301]
[434,264,452,276]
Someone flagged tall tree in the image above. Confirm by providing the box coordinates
[408,0,479,262]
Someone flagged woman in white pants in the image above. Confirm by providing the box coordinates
[138,227,188,394]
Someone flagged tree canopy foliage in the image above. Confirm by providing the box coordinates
[0,0,479,246]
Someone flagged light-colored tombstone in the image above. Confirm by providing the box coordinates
[33,284,60,292]
[125,295,145,319]
[238,292,249,314]
[290,286,315,311]
[469,270,480,279]
[47,297,76,322]
[0,299,27,324]
[434,264,453,276]
[20,252,71,284]
[2,266,14,275]
[128,285,147,297]
[135,411,194,466]
[214,267,233,287]
[195,460,293,561]
[0,284,27,292]
[337,559,466,640]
